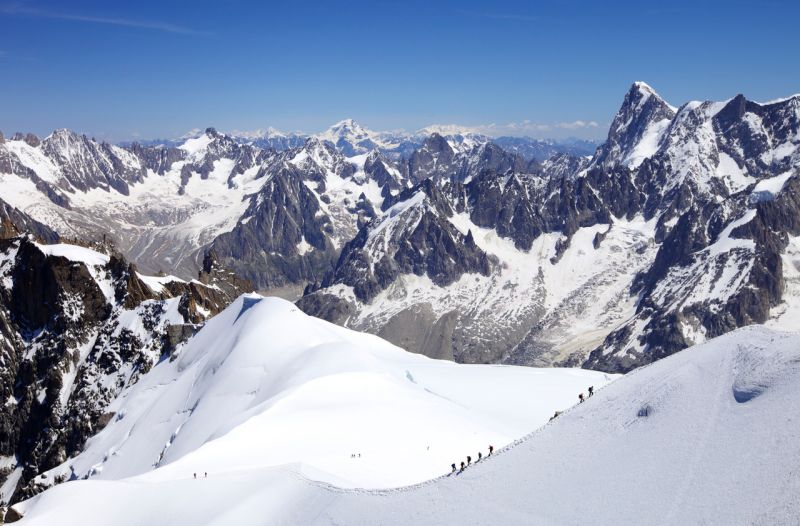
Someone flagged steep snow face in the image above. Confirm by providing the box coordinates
[30,295,615,490]
[15,326,800,525]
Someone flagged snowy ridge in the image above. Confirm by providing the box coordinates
[14,325,800,525]
[27,294,613,491]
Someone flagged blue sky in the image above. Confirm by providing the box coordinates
[0,0,797,142]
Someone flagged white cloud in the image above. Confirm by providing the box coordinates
[438,119,604,138]
[555,120,600,130]
[0,4,210,36]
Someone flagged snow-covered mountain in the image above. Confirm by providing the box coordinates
[0,237,250,504]
[1,84,798,375]
[300,83,800,372]
[10,324,799,524]
[0,122,562,292]
[9,295,613,502]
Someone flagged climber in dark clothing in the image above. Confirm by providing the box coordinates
[588,386,594,397]
[478,451,482,461]
[451,463,457,473]
[467,455,472,466]
[489,445,494,455]
[579,393,585,403]
[460,461,466,472]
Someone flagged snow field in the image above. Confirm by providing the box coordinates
[16,325,800,525]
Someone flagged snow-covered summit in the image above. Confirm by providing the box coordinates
[314,119,388,156]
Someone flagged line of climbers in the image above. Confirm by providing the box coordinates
[449,385,596,476]
[451,445,494,475]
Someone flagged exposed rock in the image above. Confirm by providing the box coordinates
[0,237,247,504]
[0,199,59,243]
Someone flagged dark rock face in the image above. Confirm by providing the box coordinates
[309,179,494,304]
[0,199,59,243]
[0,237,249,504]
[209,163,337,289]
[584,175,800,373]
[363,151,404,190]
[408,134,457,183]
[42,129,146,195]
[128,142,185,175]
[595,82,676,168]
[295,291,355,326]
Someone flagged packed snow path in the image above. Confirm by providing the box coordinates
[15,323,800,524]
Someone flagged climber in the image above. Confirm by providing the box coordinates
[588,386,594,397]
[579,393,585,403]
[489,445,494,455]
[451,463,457,473]
[467,455,472,466]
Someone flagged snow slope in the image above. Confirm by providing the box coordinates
[27,294,613,492]
[15,325,800,525]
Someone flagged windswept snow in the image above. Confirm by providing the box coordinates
[15,326,800,525]
[34,242,110,267]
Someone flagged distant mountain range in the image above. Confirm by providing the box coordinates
[120,121,598,160]
[1,83,798,377]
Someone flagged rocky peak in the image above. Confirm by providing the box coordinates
[595,81,676,168]
[364,150,404,190]
[41,129,145,194]
[0,198,59,243]
[408,133,456,182]
[23,133,41,148]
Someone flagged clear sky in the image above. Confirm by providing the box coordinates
[0,0,797,142]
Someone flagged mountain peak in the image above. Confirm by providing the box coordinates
[593,82,678,168]
[632,80,657,94]
[324,118,369,136]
